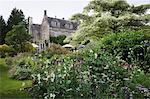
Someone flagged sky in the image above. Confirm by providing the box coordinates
[0,0,150,24]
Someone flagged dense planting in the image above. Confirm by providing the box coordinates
[29,30,150,98]
[0,0,150,98]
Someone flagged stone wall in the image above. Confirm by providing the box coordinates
[41,17,50,41]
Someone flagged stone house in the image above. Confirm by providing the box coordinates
[28,10,78,52]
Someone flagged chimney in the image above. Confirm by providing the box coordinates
[28,16,32,25]
[44,10,47,16]
[28,16,33,35]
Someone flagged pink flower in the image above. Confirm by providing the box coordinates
[121,62,129,69]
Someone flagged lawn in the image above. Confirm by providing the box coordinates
[0,58,32,99]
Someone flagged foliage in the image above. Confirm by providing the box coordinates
[45,43,69,58]
[5,24,31,52]
[0,58,32,98]
[22,42,36,53]
[125,67,150,98]
[50,35,66,45]
[69,0,150,44]
[97,30,150,73]
[1,8,29,56]
[0,16,7,44]
[7,43,69,80]
[30,48,130,98]
[30,30,150,98]
[8,53,36,80]
[7,8,25,32]
[0,44,11,57]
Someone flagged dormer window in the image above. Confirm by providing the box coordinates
[51,20,60,27]
[65,23,73,29]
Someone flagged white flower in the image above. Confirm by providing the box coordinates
[104,65,109,69]
[44,71,48,75]
[37,74,41,81]
[43,77,48,81]
[57,68,61,72]
[102,73,107,78]
[50,72,55,82]
[38,81,41,84]
[47,75,50,79]
[95,53,98,59]
[90,50,93,53]
[50,93,56,98]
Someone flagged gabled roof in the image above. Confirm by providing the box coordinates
[47,17,78,30]
[32,24,41,32]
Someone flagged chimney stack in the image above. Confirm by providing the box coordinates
[28,16,32,25]
[28,16,33,35]
[44,10,47,16]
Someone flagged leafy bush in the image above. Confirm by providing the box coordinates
[45,43,69,58]
[0,44,11,57]
[22,42,36,53]
[8,48,70,81]
[8,53,36,80]
[96,30,150,73]
[125,67,150,98]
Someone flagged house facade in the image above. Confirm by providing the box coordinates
[28,10,78,52]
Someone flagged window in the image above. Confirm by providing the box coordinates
[51,20,60,27]
[65,23,73,29]
[41,44,43,49]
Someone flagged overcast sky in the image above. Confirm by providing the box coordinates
[0,0,150,24]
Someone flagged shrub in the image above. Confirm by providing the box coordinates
[125,67,150,98]
[45,43,69,57]
[0,44,11,57]
[8,53,36,80]
[96,30,150,73]
[22,42,36,53]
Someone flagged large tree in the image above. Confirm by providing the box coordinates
[5,24,31,52]
[0,16,6,44]
[68,0,150,44]
[7,8,25,32]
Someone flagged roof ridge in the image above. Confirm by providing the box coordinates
[47,17,75,23]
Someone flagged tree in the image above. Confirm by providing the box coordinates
[5,24,31,52]
[7,8,25,32]
[69,0,150,44]
[0,16,6,44]
[50,35,67,45]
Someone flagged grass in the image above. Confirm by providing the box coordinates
[0,58,32,99]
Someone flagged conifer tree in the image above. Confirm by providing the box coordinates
[0,16,6,44]
[7,8,25,32]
